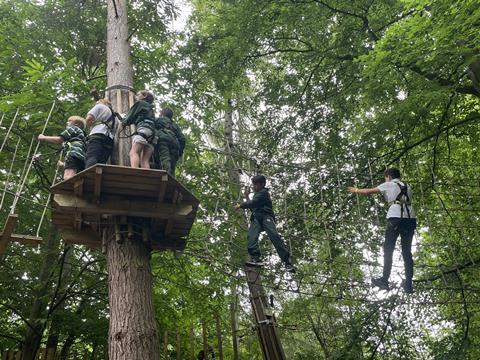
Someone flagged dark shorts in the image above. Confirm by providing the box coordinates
[64,156,85,172]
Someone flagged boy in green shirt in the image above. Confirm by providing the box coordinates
[38,116,86,180]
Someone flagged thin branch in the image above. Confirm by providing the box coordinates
[0,303,38,333]
[416,258,480,282]
[374,113,480,165]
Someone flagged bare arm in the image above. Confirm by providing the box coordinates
[347,186,380,195]
[38,134,63,144]
[85,113,95,127]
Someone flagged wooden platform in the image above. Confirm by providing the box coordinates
[50,164,199,251]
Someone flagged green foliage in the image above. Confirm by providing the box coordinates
[1,0,480,359]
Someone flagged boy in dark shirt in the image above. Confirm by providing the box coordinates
[235,175,295,272]
[38,116,86,180]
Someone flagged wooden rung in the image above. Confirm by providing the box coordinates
[0,214,18,255]
[9,234,43,245]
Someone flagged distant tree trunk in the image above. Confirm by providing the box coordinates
[223,99,240,360]
[21,225,60,360]
[105,1,160,359]
[45,245,73,356]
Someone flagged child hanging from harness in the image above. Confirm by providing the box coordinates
[234,175,295,273]
[38,116,86,180]
[121,90,156,168]
[153,108,185,175]
[348,167,417,294]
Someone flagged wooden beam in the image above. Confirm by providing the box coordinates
[59,228,101,247]
[53,194,193,219]
[165,188,180,237]
[74,212,83,231]
[157,174,168,202]
[0,214,18,255]
[74,178,84,197]
[94,166,103,201]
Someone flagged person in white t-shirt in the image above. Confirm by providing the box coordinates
[84,99,115,168]
[348,168,417,294]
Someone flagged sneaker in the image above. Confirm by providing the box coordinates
[246,258,264,266]
[372,277,390,291]
[401,279,413,294]
[285,263,296,273]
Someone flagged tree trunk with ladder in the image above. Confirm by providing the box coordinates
[244,264,286,360]
[105,1,160,358]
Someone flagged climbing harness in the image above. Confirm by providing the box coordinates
[391,181,411,218]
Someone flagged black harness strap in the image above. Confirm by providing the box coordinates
[394,182,411,218]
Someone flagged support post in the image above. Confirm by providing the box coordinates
[244,264,286,360]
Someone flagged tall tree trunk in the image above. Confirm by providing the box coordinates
[223,99,240,360]
[21,225,60,360]
[105,1,160,359]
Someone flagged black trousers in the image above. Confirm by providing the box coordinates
[247,215,290,264]
[85,134,113,168]
[382,217,417,281]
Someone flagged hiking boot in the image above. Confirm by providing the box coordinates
[372,277,390,291]
[401,279,414,294]
[285,263,296,273]
[246,257,264,266]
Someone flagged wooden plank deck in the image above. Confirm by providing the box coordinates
[50,164,199,251]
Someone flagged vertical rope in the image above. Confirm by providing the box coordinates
[334,156,355,301]
[0,136,21,211]
[36,151,63,237]
[0,113,5,128]
[350,155,375,282]
[10,101,56,214]
[0,108,20,153]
